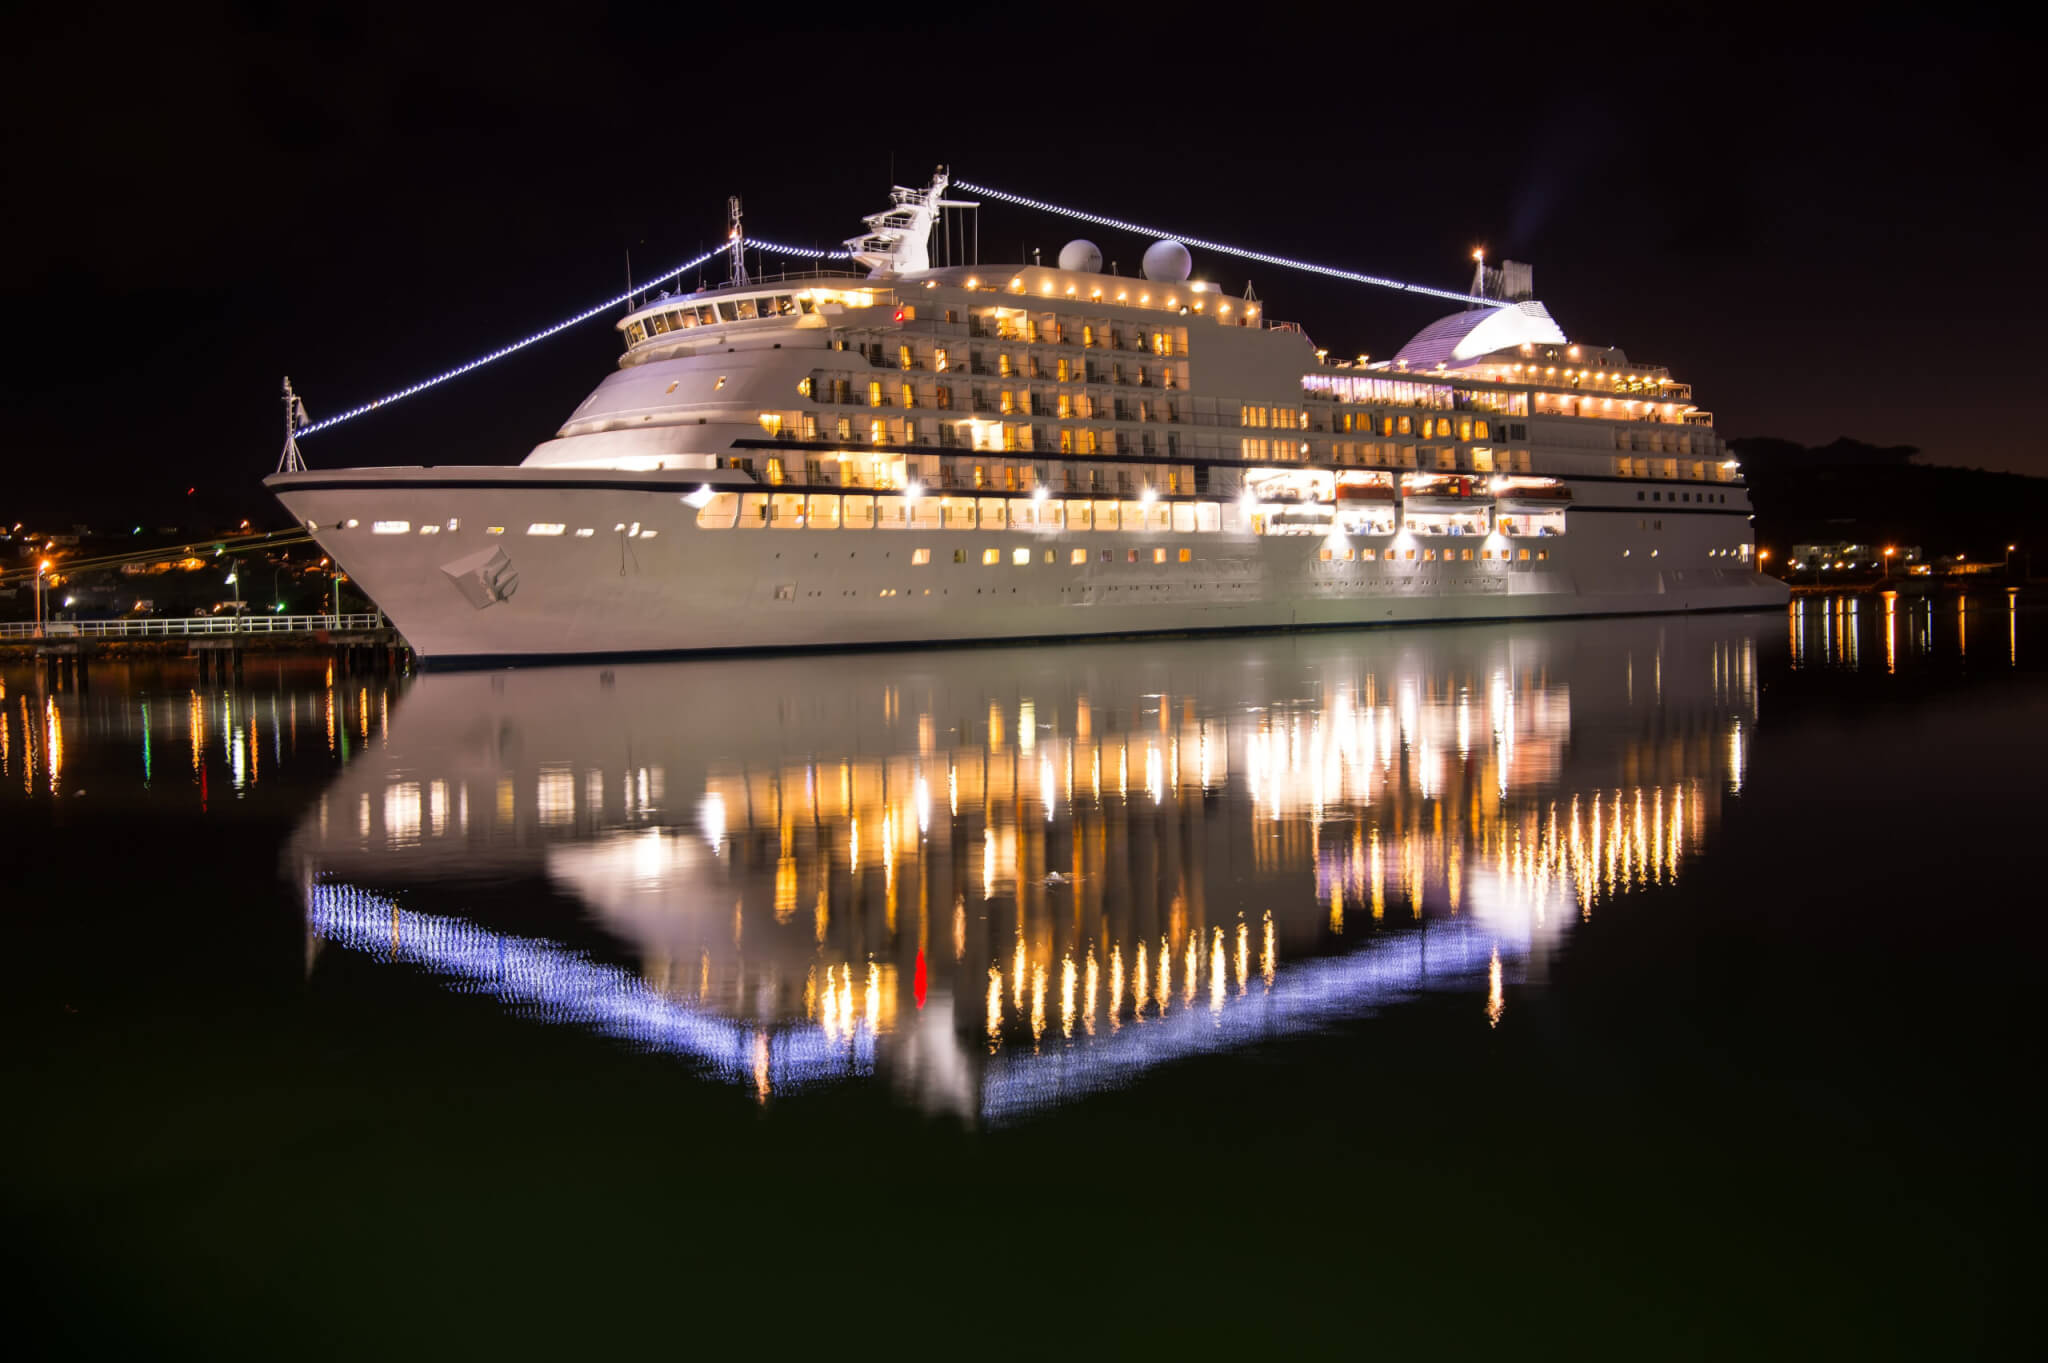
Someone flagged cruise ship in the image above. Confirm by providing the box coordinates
[266,171,1788,665]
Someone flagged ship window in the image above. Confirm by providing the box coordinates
[648,314,670,336]
[1519,548,1531,561]
[1319,547,1334,562]
[807,495,840,529]
[696,305,718,325]
[1177,547,1192,563]
[715,303,737,322]
[1012,547,1031,566]
[1100,549,1114,563]
[447,518,460,532]
[739,493,770,527]
[1536,549,1548,560]
[485,526,505,535]
[1460,548,1473,560]
[371,521,411,535]
[627,322,646,345]
[714,375,727,391]
[1066,501,1093,531]
[672,310,694,330]
[574,528,595,538]
[1093,500,1119,531]
[982,548,1001,565]
[418,525,439,535]
[1362,549,1376,561]
[733,298,759,321]
[1172,503,1196,533]
[842,495,874,529]
[526,523,566,536]
[1149,547,1165,564]
[666,311,686,331]
[775,295,797,316]
[769,494,806,527]
[912,548,931,565]
[1403,549,1415,560]
[696,494,739,528]
[979,498,1008,529]
[1196,502,1220,533]
[940,498,975,530]
[798,297,816,315]
[1071,548,1088,565]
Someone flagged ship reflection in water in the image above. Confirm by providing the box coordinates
[297,615,1762,1122]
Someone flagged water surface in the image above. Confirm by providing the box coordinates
[4,595,2035,1355]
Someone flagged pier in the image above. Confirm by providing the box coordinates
[0,613,409,684]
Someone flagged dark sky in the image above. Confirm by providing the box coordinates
[3,5,2038,527]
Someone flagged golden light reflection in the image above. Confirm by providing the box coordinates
[1109,945,1125,1030]
[1029,962,1047,1044]
[1235,920,1249,997]
[986,964,1003,1050]
[1486,946,1505,1028]
[1084,948,1099,1035]
[1060,953,1076,1038]
[1208,928,1226,1017]
[1261,911,1276,988]
[43,697,63,796]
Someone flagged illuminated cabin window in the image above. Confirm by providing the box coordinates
[574,528,595,538]
[912,548,931,565]
[769,494,806,527]
[758,413,782,435]
[806,495,841,529]
[418,524,440,535]
[638,530,658,539]
[842,495,874,529]
[1012,547,1031,566]
[1070,547,1087,565]
[981,548,1000,565]
[1177,547,1192,563]
[1151,547,1167,564]
[526,523,566,536]
[696,493,740,528]
[485,526,506,536]
[1362,548,1376,561]
[372,520,411,535]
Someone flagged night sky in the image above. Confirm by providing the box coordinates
[4,6,2038,527]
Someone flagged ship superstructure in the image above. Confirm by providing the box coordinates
[267,171,1786,664]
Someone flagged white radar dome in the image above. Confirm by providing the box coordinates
[1141,239,1192,283]
[1057,239,1103,273]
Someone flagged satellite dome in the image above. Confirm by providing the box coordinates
[1057,239,1103,273]
[1141,240,1192,283]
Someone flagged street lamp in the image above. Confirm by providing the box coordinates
[34,558,49,637]
[2007,543,2018,572]
[1883,546,1895,579]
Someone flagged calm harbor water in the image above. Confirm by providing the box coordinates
[3,595,2036,1355]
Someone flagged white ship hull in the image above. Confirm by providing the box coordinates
[269,467,1787,665]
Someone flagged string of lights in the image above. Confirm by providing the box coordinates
[296,240,856,440]
[953,179,1495,309]
[293,182,1485,445]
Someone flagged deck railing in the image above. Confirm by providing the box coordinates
[0,613,387,641]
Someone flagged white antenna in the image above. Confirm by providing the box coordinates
[276,376,311,473]
[726,195,748,287]
[845,167,976,277]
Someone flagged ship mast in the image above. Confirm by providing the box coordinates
[276,376,311,473]
[726,196,748,287]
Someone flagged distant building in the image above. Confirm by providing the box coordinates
[1790,542,1922,571]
